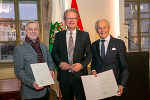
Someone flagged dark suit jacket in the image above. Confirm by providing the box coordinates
[51,30,92,84]
[91,36,128,87]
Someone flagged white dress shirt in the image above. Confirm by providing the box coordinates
[92,35,111,73]
[99,35,111,55]
[66,29,77,58]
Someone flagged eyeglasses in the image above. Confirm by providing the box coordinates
[97,26,108,30]
[27,28,39,31]
[65,17,78,20]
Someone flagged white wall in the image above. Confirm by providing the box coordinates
[76,0,125,43]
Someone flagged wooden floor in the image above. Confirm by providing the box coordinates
[2,89,58,100]
[0,79,21,100]
[0,78,59,100]
[50,89,59,100]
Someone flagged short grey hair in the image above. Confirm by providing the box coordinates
[95,19,110,30]
[25,21,39,30]
[63,8,79,20]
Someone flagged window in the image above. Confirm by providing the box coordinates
[0,0,41,67]
[125,0,150,52]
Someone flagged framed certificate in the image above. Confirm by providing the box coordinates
[81,69,118,100]
[30,62,55,87]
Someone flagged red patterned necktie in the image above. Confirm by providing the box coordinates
[68,33,74,65]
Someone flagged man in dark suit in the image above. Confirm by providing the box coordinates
[91,19,128,100]
[51,8,92,100]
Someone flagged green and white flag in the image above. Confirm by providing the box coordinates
[49,1,70,97]
[49,0,63,53]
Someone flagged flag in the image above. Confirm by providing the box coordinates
[49,0,64,98]
[49,0,63,54]
[71,0,84,30]
[49,0,84,56]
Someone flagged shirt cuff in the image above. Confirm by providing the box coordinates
[91,70,96,72]
[118,85,124,88]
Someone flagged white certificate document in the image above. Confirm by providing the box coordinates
[30,63,55,87]
[81,69,118,100]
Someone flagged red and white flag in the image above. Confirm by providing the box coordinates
[71,0,84,31]
[60,0,84,30]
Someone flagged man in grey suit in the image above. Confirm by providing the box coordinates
[51,8,92,100]
[13,21,55,100]
[91,19,128,100]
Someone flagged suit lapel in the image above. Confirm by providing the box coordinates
[95,40,101,59]
[74,30,80,56]
[105,36,113,58]
[95,40,104,64]
[24,42,37,58]
[40,44,46,61]
[62,30,69,60]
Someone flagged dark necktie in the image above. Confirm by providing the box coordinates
[68,33,74,65]
[101,40,105,60]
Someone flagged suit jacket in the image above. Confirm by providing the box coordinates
[91,36,128,87]
[13,41,55,99]
[51,30,92,84]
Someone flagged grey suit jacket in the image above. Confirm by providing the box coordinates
[51,30,92,84]
[91,36,128,87]
[13,41,55,99]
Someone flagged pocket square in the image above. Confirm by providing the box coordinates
[112,48,116,50]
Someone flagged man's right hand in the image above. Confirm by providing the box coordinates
[91,70,97,77]
[60,62,71,70]
[33,82,44,90]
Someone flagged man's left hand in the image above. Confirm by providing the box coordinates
[116,85,124,96]
[71,63,82,72]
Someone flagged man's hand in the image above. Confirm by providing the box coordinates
[71,63,82,72]
[91,70,97,77]
[33,82,44,90]
[116,85,124,96]
[60,62,71,70]
[50,70,55,80]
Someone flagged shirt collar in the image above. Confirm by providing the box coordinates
[66,29,77,34]
[100,35,110,42]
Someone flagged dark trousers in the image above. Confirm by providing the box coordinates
[59,73,86,100]
[102,87,126,100]
[24,90,49,100]
[102,94,124,100]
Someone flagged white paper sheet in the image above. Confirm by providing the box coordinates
[81,69,118,100]
[30,63,55,87]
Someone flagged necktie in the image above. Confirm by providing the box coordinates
[68,33,74,65]
[101,40,105,60]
